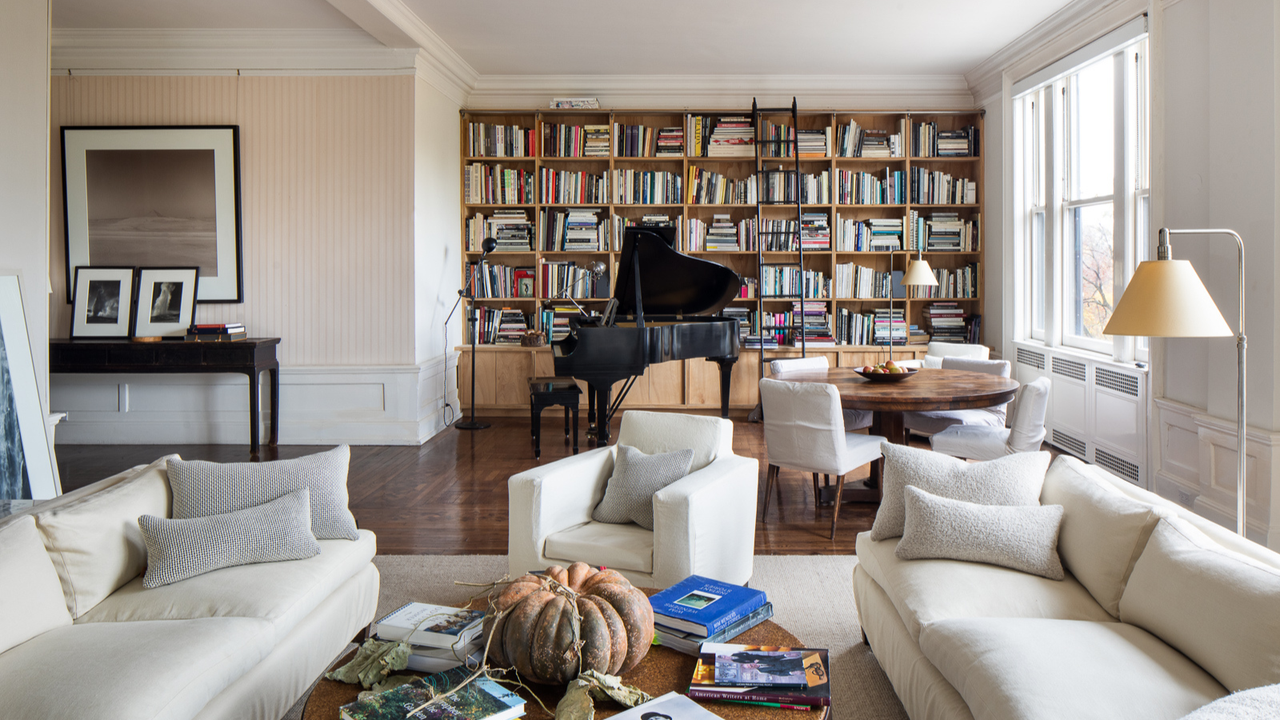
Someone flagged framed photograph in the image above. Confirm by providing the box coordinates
[70,266,136,338]
[0,275,59,500]
[133,267,199,338]
[61,125,244,303]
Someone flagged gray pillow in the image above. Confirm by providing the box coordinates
[592,445,694,530]
[896,485,1065,580]
[870,442,1051,541]
[138,488,321,588]
[167,445,359,540]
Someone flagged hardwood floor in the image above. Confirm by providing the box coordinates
[56,415,897,555]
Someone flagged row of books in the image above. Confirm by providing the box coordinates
[836,118,908,158]
[835,168,908,205]
[834,262,902,300]
[467,306,529,345]
[541,261,609,299]
[184,323,246,342]
[612,168,683,205]
[614,123,685,157]
[687,214,755,252]
[910,168,979,205]
[466,122,535,158]
[686,166,757,205]
[907,211,980,252]
[538,168,608,205]
[759,169,830,204]
[759,265,830,299]
[465,261,535,300]
[834,217,902,251]
[913,122,980,158]
[463,163,534,205]
[541,208,606,251]
[758,214,830,251]
[541,123,609,158]
[908,263,981,299]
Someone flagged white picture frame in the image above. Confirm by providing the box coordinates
[133,267,199,338]
[70,266,136,339]
[0,275,59,500]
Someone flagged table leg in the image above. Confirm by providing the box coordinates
[268,365,279,447]
[873,410,907,446]
[248,370,261,458]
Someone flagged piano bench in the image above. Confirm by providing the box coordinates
[529,377,582,460]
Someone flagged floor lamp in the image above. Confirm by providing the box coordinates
[1104,228,1247,537]
[901,247,938,353]
[456,237,498,431]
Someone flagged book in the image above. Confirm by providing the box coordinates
[339,668,524,720]
[403,639,484,674]
[649,575,767,636]
[713,649,811,687]
[608,691,722,719]
[653,602,774,656]
[372,602,486,649]
[184,331,247,342]
[688,645,832,707]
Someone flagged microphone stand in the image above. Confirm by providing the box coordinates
[456,237,497,431]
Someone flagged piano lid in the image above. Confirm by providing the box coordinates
[613,226,743,317]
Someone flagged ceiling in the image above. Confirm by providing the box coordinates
[52,0,1078,78]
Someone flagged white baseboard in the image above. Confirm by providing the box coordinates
[50,356,459,447]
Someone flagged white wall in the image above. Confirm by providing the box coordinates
[0,0,51,408]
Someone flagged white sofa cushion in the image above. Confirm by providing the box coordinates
[1120,517,1280,693]
[616,410,729,473]
[919,617,1227,720]
[168,445,359,540]
[1040,455,1164,617]
[897,486,1065,580]
[856,532,1113,641]
[870,443,1051,541]
[0,516,72,654]
[0,616,274,720]
[79,530,377,645]
[33,455,174,618]
[544,521,654,574]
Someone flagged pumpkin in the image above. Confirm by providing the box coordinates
[483,562,654,685]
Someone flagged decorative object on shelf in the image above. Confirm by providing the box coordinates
[1104,227,1246,537]
[69,265,136,338]
[61,126,244,303]
[0,275,59,500]
[456,237,498,431]
[132,267,198,338]
[519,330,545,347]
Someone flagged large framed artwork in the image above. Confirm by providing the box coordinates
[0,276,58,500]
[61,126,244,303]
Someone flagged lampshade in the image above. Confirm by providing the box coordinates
[1103,259,1232,337]
[902,258,938,286]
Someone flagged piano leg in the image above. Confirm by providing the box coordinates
[595,385,613,445]
[712,357,737,419]
[586,383,598,442]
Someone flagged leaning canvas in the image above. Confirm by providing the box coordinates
[0,276,58,499]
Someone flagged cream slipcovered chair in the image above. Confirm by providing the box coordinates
[903,356,1013,435]
[769,356,873,430]
[759,377,886,539]
[508,410,758,587]
[931,377,1052,460]
[921,340,990,368]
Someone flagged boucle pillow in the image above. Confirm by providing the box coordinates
[1177,684,1280,720]
[167,445,358,540]
[870,443,1051,541]
[138,488,320,588]
[896,486,1065,579]
[592,445,693,530]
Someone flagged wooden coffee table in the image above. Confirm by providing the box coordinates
[304,605,824,719]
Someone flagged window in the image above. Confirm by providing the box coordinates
[1014,22,1148,360]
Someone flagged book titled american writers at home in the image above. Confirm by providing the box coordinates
[372,602,486,649]
[649,575,767,636]
[339,667,524,720]
[688,644,831,707]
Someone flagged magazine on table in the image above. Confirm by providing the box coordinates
[608,691,723,719]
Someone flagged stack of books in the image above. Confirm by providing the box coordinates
[186,323,246,342]
[493,309,529,345]
[705,214,740,251]
[868,218,903,250]
[539,304,584,342]
[650,575,773,657]
[706,116,755,157]
[339,665,524,720]
[542,208,604,251]
[489,210,534,251]
[873,308,908,346]
[370,602,486,674]
[791,301,834,347]
[926,303,968,343]
[800,213,831,250]
[656,127,685,156]
[797,128,830,157]
[687,642,832,711]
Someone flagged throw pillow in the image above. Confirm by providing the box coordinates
[0,516,73,654]
[1177,684,1280,720]
[138,488,321,588]
[896,486,1065,579]
[167,445,358,540]
[870,442,1051,541]
[591,445,694,530]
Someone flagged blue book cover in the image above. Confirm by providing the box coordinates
[650,575,766,636]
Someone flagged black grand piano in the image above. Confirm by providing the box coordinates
[553,226,742,445]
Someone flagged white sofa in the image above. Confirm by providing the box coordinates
[854,454,1280,720]
[0,456,379,720]
[508,410,758,588]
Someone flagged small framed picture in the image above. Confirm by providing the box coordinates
[70,266,136,338]
[133,267,199,338]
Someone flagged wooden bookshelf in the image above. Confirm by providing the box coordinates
[457,108,982,414]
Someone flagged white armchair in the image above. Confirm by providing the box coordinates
[508,410,759,588]
[922,341,990,368]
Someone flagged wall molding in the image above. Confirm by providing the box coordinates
[51,28,417,76]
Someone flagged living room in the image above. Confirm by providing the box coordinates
[3,0,1280,718]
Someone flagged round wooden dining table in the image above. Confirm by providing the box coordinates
[771,367,1020,502]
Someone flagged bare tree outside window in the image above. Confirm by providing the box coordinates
[1074,204,1114,339]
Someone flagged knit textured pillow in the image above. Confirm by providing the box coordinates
[592,445,694,530]
[896,486,1065,580]
[138,488,321,588]
[167,445,358,540]
[870,442,1051,541]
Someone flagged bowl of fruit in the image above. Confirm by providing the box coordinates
[855,361,918,383]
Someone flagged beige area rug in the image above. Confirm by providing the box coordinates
[284,555,907,720]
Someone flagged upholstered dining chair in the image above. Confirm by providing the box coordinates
[507,410,758,588]
[931,377,1052,460]
[769,356,873,430]
[903,356,1013,435]
[759,377,887,539]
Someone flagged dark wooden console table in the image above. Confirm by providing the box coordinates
[50,338,280,457]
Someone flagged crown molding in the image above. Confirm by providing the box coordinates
[965,0,1147,103]
[464,74,976,111]
[51,28,417,75]
[363,0,478,98]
